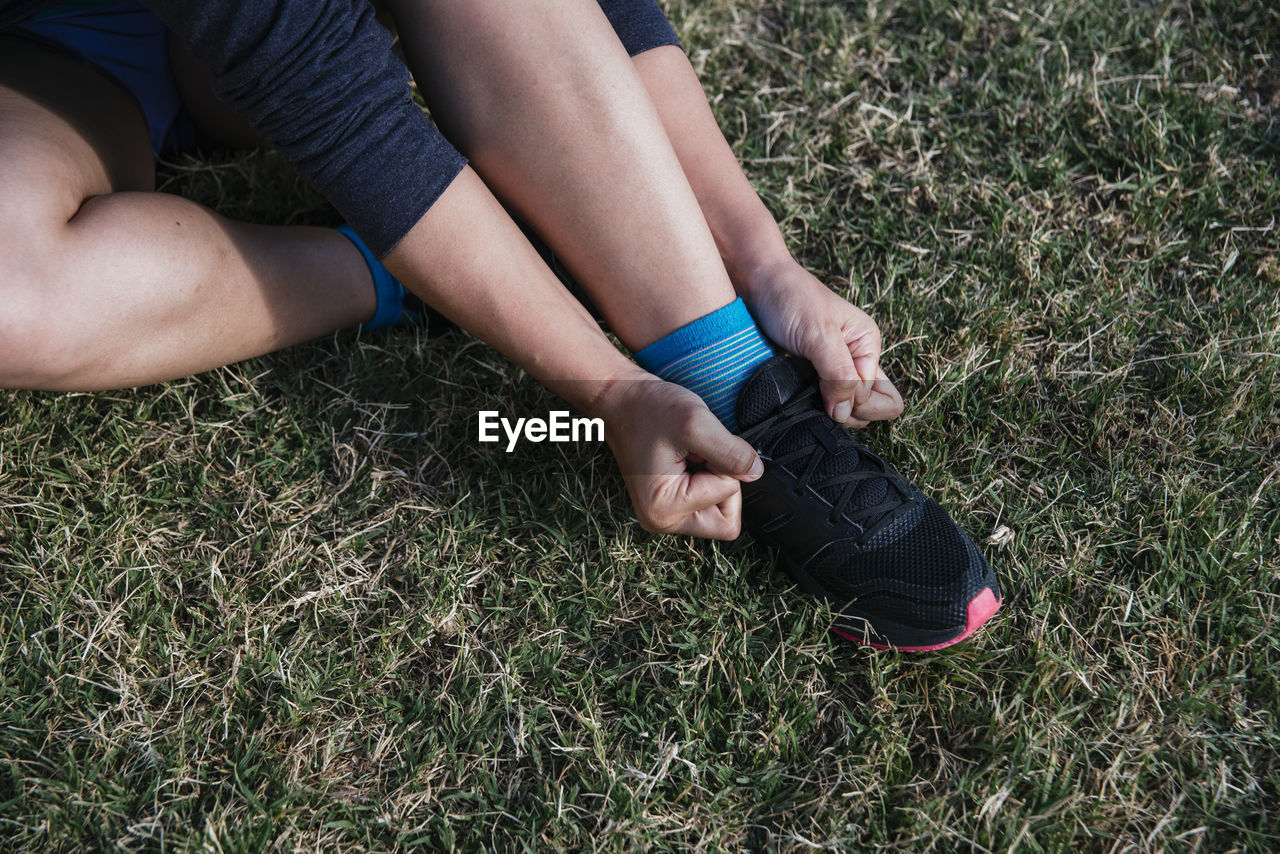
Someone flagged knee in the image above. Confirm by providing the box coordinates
[0,246,77,389]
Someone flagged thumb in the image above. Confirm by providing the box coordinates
[682,408,763,481]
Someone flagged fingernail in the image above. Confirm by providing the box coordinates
[832,400,852,423]
[748,456,764,479]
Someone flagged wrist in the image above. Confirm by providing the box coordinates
[570,360,654,424]
[728,252,802,309]
[715,216,794,302]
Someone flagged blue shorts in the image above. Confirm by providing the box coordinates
[11,1,194,156]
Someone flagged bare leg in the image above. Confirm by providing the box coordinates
[0,38,375,391]
[629,46,791,285]
[0,27,761,539]
[387,0,739,351]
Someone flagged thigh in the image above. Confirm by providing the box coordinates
[0,34,154,233]
[0,36,155,384]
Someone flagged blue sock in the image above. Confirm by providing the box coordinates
[634,298,775,432]
[335,224,421,330]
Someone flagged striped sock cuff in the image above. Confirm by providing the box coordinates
[634,298,774,431]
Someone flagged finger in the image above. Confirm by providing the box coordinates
[847,321,883,408]
[851,371,903,422]
[671,483,743,540]
[642,469,741,538]
[803,328,862,422]
[682,409,763,481]
[632,469,728,531]
[875,371,904,414]
[681,469,744,514]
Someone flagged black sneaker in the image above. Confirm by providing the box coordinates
[735,355,1001,650]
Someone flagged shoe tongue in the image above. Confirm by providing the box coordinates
[735,355,811,430]
[737,356,889,513]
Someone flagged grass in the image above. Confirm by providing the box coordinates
[2,0,1278,849]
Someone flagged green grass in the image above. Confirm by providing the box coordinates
[2,0,1278,849]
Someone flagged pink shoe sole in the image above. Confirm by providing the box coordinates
[832,587,1002,652]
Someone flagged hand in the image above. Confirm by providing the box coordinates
[740,258,903,428]
[594,376,763,540]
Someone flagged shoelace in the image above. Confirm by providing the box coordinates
[739,386,917,540]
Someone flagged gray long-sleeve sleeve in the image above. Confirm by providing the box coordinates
[145,0,466,258]
[140,0,680,258]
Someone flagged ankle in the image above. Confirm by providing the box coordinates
[335,224,413,329]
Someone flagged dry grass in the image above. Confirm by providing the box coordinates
[2,0,1278,850]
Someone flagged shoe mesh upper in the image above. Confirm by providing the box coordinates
[734,355,1000,642]
[736,356,894,521]
[805,498,992,630]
